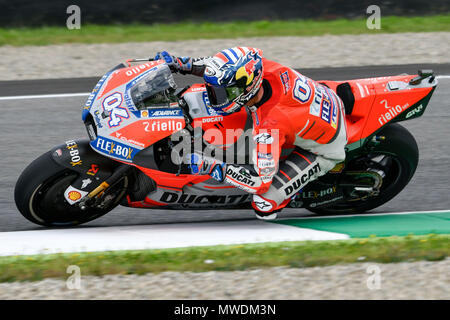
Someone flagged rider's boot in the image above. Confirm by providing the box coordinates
[252,197,290,220]
[254,208,280,220]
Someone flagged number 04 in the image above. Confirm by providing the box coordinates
[293,77,312,103]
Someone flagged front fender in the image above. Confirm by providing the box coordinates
[50,139,121,192]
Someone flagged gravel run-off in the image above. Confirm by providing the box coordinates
[0,259,448,299]
[1,32,449,80]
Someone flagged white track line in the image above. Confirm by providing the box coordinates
[277,209,450,221]
[0,92,90,101]
[0,75,448,101]
[0,220,349,257]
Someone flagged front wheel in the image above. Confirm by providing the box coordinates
[14,151,128,227]
[308,123,419,215]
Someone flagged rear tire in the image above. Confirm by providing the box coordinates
[14,151,127,227]
[308,123,419,215]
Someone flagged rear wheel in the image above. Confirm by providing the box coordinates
[14,151,128,227]
[308,123,419,215]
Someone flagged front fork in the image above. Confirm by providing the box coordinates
[78,164,132,210]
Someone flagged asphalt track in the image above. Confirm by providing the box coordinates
[1,64,449,232]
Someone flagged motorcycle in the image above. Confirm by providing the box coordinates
[14,58,438,226]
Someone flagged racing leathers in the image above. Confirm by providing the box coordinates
[159,52,348,215]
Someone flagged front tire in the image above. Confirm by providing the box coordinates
[308,123,419,215]
[14,151,127,227]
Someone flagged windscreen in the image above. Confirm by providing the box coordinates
[130,65,178,110]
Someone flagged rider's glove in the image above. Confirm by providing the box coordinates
[154,51,192,74]
[187,153,226,182]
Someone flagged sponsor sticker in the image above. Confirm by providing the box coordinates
[405,104,423,119]
[113,131,146,148]
[148,109,183,117]
[65,140,82,166]
[68,191,81,201]
[280,71,290,94]
[320,90,332,123]
[81,179,92,189]
[378,99,410,125]
[93,110,103,128]
[157,192,250,205]
[302,186,338,199]
[258,159,275,169]
[257,152,273,160]
[92,137,137,162]
[84,72,110,110]
[64,186,88,205]
[202,91,213,109]
[143,119,184,132]
[226,168,256,187]
[54,149,62,157]
[260,166,276,176]
[189,86,207,92]
[202,116,224,123]
[125,63,154,77]
[261,175,274,183]
[87,164,99,176]
[284,163,321,196]
[310,87,322,117]
[253,195,273,212]
[330,91,338,129]
[254,133,274,144]
[309,195,344,208]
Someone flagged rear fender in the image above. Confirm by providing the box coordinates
[390,86,436,123]
[50,139,120,193]
[360,73,437,140]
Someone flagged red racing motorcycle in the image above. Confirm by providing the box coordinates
[14,59,438,226]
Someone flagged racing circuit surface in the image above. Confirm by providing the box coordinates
[0,64,449,232]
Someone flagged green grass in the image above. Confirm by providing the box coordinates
[0,234,448,282]
[1,15,449,46]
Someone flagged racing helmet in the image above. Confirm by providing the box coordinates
[204,47,264,114]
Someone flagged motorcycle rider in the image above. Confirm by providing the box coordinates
[155,47,348,220]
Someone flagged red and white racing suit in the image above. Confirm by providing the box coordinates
[221,58,348,213]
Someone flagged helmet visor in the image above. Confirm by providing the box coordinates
[206,84,245,107]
